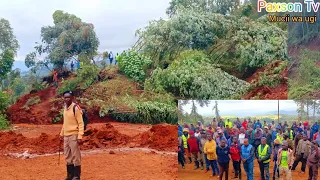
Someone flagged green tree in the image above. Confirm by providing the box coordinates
[25,10,99,70]
[166,0,240,17]
[0,18,19,82]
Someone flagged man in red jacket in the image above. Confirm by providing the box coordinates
[187,131,204,170]
[242,119,248,130]
[230,141,242,179]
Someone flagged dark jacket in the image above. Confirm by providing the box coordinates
[216,145,230,163]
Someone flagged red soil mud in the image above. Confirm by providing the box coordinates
[244,61,288,100]
[7,87,58,124]
[139,124,177,152]
[0,151,178,180]
[0,123,176,154]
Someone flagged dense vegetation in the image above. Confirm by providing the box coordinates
[289,50,320,99]
[1,0,294,126]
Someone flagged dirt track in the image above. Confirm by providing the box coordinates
[0,123,178,180]
[178,159,310,180]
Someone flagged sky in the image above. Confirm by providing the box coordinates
[0,0,171,62]
[180,100,298,117]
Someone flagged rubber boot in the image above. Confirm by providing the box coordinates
[194,161,199,170]
[72,166,81,180]
[188,157,192,164]
[200,161,204,170]
[65,164,74,180]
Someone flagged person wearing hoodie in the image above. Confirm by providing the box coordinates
[256,137,272,180]
[187,130,204,170]
[272,139,281,180]
[204,133,219,176]
[292,134,312,173]
[230,141,242,179]
[276,141,294,180]
[216,139,230,180]
[307,140,320,180]
[241,139,254,180]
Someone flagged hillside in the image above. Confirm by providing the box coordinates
[7,66,177,125]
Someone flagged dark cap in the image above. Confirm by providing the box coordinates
[63,90,73,96]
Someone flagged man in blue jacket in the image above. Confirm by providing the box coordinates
[241,138,254,180]
[254,120,262,130]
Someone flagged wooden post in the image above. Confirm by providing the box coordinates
[278,100,280,124]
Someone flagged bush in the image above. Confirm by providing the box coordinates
[76,64,100,89]
[25,96,41,106]
[112,101,177,124]
[58,77,82,94]
[118,50,152,83]
[145,50,249,99]
[0,113,10,130]
[0,91,9,113]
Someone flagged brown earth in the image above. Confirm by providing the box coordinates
[0,122,177,180]
[244,60,288,100]
[0,150,177,180]
[0,123,176,155]
[178,159,310,180]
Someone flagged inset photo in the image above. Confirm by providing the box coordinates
[178,100,320,180]
[288,8,320,99]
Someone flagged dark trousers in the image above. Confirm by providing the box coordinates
[209,160,219,175]
[308,164,318,180]
[259,162,270,180]
[232,160,241,177]
[218,162,229,180]
[110,58,113,65]
[273,161,280,178]
[292,153,307,172]
[178,151,185,167]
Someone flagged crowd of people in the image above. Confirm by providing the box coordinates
[178,118,320,180]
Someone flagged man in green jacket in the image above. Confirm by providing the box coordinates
[256,137,272,180]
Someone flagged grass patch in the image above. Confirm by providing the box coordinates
[0,114,10,130]
[23,96,41,110]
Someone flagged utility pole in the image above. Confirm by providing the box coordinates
[278,99,280,124]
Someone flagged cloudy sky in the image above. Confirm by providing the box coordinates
[180,100,298,117]
[0,0,171,61]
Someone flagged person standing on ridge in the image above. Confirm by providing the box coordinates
[109,51,114,65]
[115,53,120,65]
[60,91,84,180]
[71,61,74,72]
[53,70,59,89]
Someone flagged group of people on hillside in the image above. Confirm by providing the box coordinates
[178,119,320,180]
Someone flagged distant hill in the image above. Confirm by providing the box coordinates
[13,61,29,73]
[267,110,298,115]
